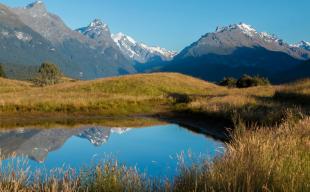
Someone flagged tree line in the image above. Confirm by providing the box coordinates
[0,62,62,86]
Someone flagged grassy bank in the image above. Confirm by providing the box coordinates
[1,74,310,132]
[0,117,309,192]
[0,73,309,191]
[171,117,310,192]
[0,73,214,116]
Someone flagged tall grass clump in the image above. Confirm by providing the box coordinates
[0,158,151,192]
[0,117,309,191]
[170,118,310,192]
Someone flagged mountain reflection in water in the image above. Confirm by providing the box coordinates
[0,126,130,163]
[0,124,224,177]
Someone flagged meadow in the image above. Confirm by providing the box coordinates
[0,72,309,191]
[1,73,309,131]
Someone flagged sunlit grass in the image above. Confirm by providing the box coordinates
[1,73,310,131]
[0,117,308,192]
[171,117,310,192]
[0,73,215,115]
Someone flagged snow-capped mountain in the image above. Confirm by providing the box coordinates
[3,1,135,79]
[178,23,310,60]
[291,41,310,51]
[0,126,131,163]
[162,23,310,82]
[13,0,82,44]
[76,19,116,49]
[78,127,111,146]
[112,32,177,63]
[77,19,109,39]
[111,128,132,134]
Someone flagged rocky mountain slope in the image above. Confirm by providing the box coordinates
[0,1,309,82]
[112,32,176,63]
[291,41,310,51]
[160,23,310,82]
[1,1,135,79]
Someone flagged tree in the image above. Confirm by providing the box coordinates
[219,77,237,88]
[35,62,62,86]
[236,75,270,88]
[0,64,6,78]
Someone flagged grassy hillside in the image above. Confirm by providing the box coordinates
[0,73,217,119]
[1,73,309,130]
[0,73,309,191]
[0,77,32,93]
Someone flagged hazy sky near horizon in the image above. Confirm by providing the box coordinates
[1,0,309,51]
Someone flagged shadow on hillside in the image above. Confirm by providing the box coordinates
[162,92,307,141]
[273,91,310,107]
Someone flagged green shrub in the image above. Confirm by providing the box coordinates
[35,62,62,86]
[219,77,237,88]
[236,75,270,88]
[0,64,6,78]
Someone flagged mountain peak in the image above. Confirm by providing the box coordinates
[89,19,108,29]
[112,32,176,63]
[216,22,257,36]
[26,0,45,9]
[292,40,310,51]
[236,23,256,32]
[112,32,137,45]
[300,40,310,46]
[24,0,47,16]
[76,19,112,43]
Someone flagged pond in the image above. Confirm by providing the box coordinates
[0,123,224,178]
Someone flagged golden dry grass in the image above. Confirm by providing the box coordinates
[0,73,218,116]
[0,74,309,191]
[0,118,308,192]
[171,117,310,192]
[1,73,309,129]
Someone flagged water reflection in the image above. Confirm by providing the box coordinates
[0,126,130,163]
[0,124,224,177]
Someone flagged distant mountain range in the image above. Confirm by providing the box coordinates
[291,41,310,51]
[0,1,173,79]
[112,32,176,63]
[0,1,309,82]
[159,23,310,82]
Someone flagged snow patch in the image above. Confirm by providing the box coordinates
[111,128,132,134]
[291,41,310,51]
[216,23,257,37]
[15,31,32,41]
[1,30,9,37]
[112,32,177,63]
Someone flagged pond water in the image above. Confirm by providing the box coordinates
[0,123,224,178]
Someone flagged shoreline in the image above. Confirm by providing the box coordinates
[0,112,230,141]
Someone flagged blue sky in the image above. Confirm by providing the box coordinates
[1,0,309,51]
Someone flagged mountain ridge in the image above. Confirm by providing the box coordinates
[0,1,309,82]
[112,32,177,63]
[159,23,310,82]
[1,1,136,80]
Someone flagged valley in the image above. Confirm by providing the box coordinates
[0,1,309,191]
[1,73,309,139]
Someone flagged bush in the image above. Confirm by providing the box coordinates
[219,77,237,88]
[236,75,270,88]
[0,64,6,78]
[35,62,62,86]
